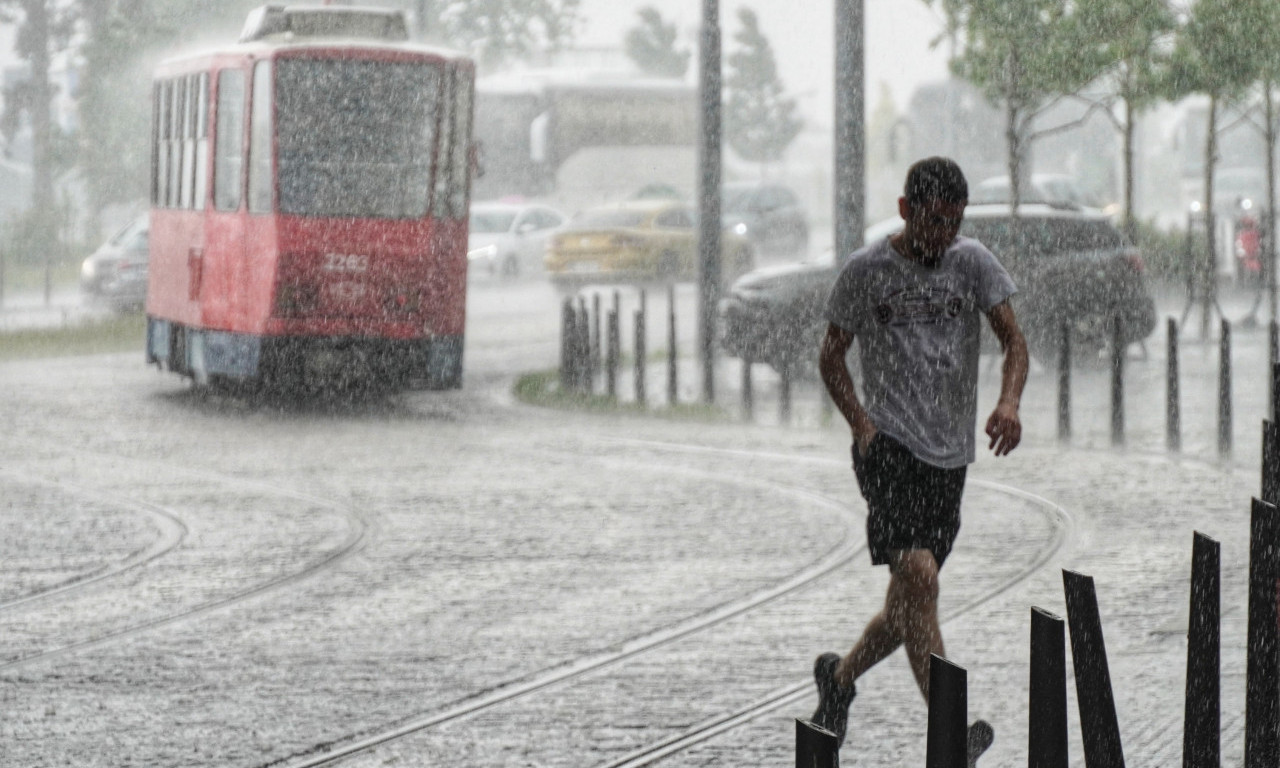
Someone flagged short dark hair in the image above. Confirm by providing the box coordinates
[904,156,968,206]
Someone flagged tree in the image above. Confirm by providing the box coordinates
[428,0,581,72]
[624,6,689,79]
[1065,0,1175,241]
[1165,0,1261,335]
[930,0,1106,263]
[723,7,801,166]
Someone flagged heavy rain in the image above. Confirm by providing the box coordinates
[1,1,1279,767]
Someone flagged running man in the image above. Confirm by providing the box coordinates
[809,156,1028,756]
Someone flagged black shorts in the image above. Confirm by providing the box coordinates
[851,433,967,569]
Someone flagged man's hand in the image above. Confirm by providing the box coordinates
[985,401,1021,456]
[853,415,878,458]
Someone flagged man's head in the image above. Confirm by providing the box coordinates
[898,157,968,266]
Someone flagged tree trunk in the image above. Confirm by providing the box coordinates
[24,0,55,305]
[1123,97,1136,243]
[1203,93,1219,341]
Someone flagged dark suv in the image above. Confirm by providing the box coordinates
[719,203,1158,373]
[722,182,809,256]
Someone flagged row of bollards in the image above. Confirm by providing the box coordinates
[796,400,1280,768]
[1056,317,1280,458]
[559,288,681,407]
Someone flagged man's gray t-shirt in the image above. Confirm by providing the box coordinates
[825,234,1017,469]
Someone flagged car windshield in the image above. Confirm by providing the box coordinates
[275,58,441,218]
[573,209,649,228]
[961,217,1124,257]
[108,217,149,248]
[470,211,516,234]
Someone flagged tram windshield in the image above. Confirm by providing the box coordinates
[275,58,442,218]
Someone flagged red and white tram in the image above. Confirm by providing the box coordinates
[145,4,475,391]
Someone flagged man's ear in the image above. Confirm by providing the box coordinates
[897,196,910,220]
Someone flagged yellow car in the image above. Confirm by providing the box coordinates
[544,200,755,288]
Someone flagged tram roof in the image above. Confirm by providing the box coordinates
[155,37,471,76]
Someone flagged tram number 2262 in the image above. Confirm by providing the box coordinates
[322,253,370,273]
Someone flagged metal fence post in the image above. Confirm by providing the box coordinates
[1167,318,1181,452]
[1183,532,1220,768]
[796,718,839,768]
[591,292,601,383]
[576,297,591,393]
[1063,569,1125,768]
[779,360,793,425]
[1245,498,1280,768]
[1058,321,1071,442]
[1110,318,1124,447]
[1220,319,1232,456]
[925,654,967,768]
[635,290,647,407]
[741,359,754,421]
[560,299,575,391]
[1029,607,1068,768]
[606,309,619,398]
[667,284,678,405]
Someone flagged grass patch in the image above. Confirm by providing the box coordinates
[513,369,729,422]
[0,312,146,361]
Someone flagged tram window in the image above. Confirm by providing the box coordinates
[214,69,245,212]
[447,70,472,218]
[153,81,168,206]
[181,74,196,209]
[248,60,273,214]
[167,79,182,208]
[275,58,440,218]
[431,69,455,219]
[194,72,209,211]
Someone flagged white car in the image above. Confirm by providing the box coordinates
[468,202,568,279]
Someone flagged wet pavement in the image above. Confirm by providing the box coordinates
[0,277,1276,767]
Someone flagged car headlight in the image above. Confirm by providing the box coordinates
[733,222,748,236]
[81,259,95,279]
[467,244,498,261]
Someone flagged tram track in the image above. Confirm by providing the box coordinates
[263,440,1073,768]
[0,455,371,672]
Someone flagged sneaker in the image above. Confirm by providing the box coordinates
[809,652,857,747]
[967,719,994,767]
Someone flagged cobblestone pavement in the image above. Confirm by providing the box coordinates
[0,282,1275,767]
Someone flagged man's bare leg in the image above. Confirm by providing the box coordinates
[835,549,944,702]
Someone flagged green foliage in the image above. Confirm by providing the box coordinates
[1131,217,1197,282]
[624,6,689,79]
[724,7,802,165]
[1165,0,1261,101]
[1067,0,1174,110]
[426,0,582,72]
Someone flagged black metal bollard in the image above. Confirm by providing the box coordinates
[1029,607,1068,768]
[796,718,839,768]
[1245,498,1280,768]
[560,299,575,391]
[1269,323,1278,419]
[591,292,601,382]
[576,297,591,393]
[1058,321,1071,442]
[606,309,619,398]
[925,654,967,768]
[1183,532,1220,768]
[741,359,754,421]
[1110,318,1124,447]
[667,284,677,405]
[1219,319,1232,456]
[635,290,647,407]
[1167,318,1181,452]
[1063,570,1125,768]
[779,360,793,425]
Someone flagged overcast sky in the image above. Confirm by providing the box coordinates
[575,0,954,125]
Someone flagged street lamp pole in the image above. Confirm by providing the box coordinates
[834,0,865,263]
[697,0,723,404]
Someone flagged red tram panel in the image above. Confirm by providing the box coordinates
[145,6,474,391]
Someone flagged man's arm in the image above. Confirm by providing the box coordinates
[819,323,877,455]
[984,300,1028,456]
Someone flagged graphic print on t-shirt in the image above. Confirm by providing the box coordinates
[873,286,966,326]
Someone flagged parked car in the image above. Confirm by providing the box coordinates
[721,181,809,256]
[468,201,568,278]
[80,214,149,310]
[544,199,755,289]
[719,203,1157,374]
[970,174,1106,211]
